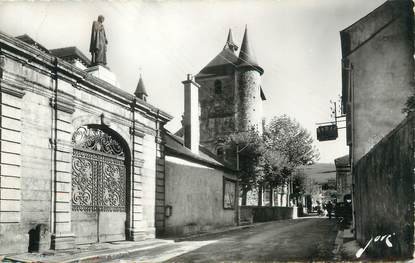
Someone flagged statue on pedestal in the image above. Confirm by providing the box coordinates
[90,15,108,66]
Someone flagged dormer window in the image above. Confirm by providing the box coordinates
[214,80,222,94]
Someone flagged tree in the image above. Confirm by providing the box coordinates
[403,93,415,114]
[224,128,264,205]
[264,115,319,169]
[263,115,320,202]
[291,169,307,205]
[223,115,319,206]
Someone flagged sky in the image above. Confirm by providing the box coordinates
[0,0,386,163]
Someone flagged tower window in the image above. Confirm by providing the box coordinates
[214,80,222,94]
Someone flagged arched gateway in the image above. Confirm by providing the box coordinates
[71,125,129,244]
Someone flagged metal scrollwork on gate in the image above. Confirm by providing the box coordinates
[71,126,126,212]
[72,126,124,157]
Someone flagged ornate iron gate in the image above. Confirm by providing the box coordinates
[71,126,127,244]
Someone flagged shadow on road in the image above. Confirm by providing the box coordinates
[162,218,339,263]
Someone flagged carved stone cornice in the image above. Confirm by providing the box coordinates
[0,78,25,98]
[129,127,145,138]
[50,91,75,114]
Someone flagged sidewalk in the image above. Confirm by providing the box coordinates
[1,224,257,263]
[333,227,363,261]
[2,239,174,263]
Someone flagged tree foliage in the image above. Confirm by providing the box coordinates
[263,115,319,191]
[403,94,415,114]
[264,115,320,170]
[224,128,264,192]
[224,115,319,202]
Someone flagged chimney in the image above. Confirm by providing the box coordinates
[182,74,200,154]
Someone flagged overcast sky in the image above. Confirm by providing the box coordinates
[0,0,386,163]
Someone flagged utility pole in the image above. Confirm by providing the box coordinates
[236,144,240,226]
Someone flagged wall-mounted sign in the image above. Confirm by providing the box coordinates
[317,124,338,141]
[223,178,236,209]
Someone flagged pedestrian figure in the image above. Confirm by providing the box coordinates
[326,201,333,219]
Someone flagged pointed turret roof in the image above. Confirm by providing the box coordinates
[196,29,239,78]
[223,29,238,52]
[134,74,148,98]
[237,26,264,75]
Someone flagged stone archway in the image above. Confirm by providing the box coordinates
[71,125,129,244]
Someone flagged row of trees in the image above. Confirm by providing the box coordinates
[224,115,319,205]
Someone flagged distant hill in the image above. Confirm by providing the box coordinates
[299,163,336,184]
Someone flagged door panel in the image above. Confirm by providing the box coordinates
[97,156,126,242]
[71,147,126,244]
[72,211,98,244]
[98,211,126,242]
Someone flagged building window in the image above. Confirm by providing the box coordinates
[214,80,222,94]
[223,178,236,209]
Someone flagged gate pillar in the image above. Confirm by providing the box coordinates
[50,76,76,250]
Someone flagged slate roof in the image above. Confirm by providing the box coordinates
[164,130,236,173]
[15,34,49,53]
[134,75,148,97]
[196,27,264,79]
[196,47,238,78]
[223,28,238,52]
[237,26,263,75]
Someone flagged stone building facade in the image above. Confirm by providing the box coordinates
[0,31,172,253]
[334,155,351,203]
[340,0,414,164]
[340,0,414,258]
[190,27,291,208]
[194,27,266,155]
[154,76,238,236]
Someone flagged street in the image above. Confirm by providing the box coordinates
[108,217,338,262]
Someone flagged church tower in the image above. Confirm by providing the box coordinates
[194,27,266,154]
[236,26,265,133]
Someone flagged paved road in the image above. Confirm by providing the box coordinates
[109,217,338,262]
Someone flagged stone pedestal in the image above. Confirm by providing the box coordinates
[85,65,120,88]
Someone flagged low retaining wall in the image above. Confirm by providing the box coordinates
[240,206,294,223]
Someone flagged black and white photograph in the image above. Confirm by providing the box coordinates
[0,0,413,262]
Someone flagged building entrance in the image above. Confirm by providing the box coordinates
[71,126,127,244]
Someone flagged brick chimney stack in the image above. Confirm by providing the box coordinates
[182,74,200,154]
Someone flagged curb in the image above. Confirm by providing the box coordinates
[332,229,344,260]
[3,241,174,263]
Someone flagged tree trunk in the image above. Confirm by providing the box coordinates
[241,188,247,206]
[258,186,263,206]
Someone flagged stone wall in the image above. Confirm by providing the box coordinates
[0,31,171,253]
[197,75,236,151]
[240,206,293,223]
[236,69,263,133]
[354,113,414,259]
[163,155,237,236]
